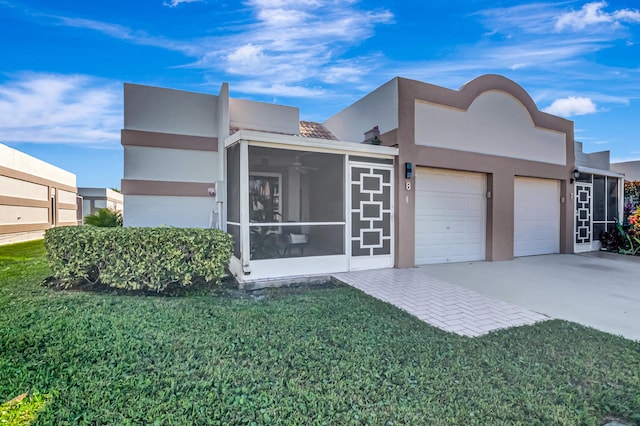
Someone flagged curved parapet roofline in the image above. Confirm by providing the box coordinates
[459,74,572,133]
[397,74,573,136]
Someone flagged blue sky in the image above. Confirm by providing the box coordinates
[1,0,639,188]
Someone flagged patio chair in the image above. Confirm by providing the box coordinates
[282,225,309,257]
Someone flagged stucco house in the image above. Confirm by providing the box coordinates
[611,161,640,182]
[611,160,640,209]
[0,143,79,245]
[121,74,623,282]
[77,187,124,222]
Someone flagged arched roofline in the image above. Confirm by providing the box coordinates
[397,74,573,134]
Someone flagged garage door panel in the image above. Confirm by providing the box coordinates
[417,182,482,196]
[417,196,482,217]
[449,220,483,235]
[514,177,560,257]
[417,223,448,235]
[415,168,486,264]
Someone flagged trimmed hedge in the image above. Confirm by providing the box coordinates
[44,226,233,292]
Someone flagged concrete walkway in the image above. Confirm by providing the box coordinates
[420,253,640,341]
[333,268,548,337]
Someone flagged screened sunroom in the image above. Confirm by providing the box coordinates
[574,167,624,253]
[225,130,398,282]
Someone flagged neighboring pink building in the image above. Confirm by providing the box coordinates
[0,143,79,245]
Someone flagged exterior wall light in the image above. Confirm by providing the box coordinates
[570,169,580,183]
[405,162,413,179]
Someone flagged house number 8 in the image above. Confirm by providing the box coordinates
[405,181,412,191]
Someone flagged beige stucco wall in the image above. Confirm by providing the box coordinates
[124,195,216,228]
[230,98,299,135]
[78,187,108,198]
[0,175,49,201]
[324,78,399,143]
[575,141,612,170]
[0,205,49,225]
[124,84,218,137]
[415,91,567,165]
[1,143,78,245]
[122,83,225,229]
[78,187,124,218]
[611,161,640,181]
[57,189,77,205]
[123,146,219,183]
[0,144,76,188]
[106,188,122,202]
[58,208,78,224]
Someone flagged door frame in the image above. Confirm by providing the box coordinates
[574,181,595,253]
[347,160,394,271]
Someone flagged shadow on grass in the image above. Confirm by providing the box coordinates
[41,274,345,299]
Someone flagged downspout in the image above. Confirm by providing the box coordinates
[216,82,230,231]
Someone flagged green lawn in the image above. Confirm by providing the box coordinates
[1,240,639,425]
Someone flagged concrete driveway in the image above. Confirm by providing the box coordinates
[419,252,640,341]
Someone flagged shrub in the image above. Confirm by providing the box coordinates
[600,220,640,256]
[84,208,123,227]
[629,205,640,232]
[44,227,233,292]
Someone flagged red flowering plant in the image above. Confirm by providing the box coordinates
[629,206,640,234]
[624,180,640,228]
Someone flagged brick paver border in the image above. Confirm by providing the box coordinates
[333,268,549,337]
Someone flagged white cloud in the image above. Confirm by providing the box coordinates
[0,73,120,145]
[467,3,622,81]
[231,81,325,97]
[190,0,394,89]
[48,1,393,93]
[256,8,310,26]
[226,44,266,67]
[556,2,640,32]
[480,2,640,35]
[543,96,597,117]
[53,16,198,55]
[476,3,561,35]
[246,0,323,9]
[322,65,365,84]
[163,0,203,7]
[475,2,639,62]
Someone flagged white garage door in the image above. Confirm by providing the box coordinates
[514,177,560,256]
[415,168,486,264]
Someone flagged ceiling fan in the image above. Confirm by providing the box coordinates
[290,154,317,173]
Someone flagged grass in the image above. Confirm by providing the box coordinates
[0,393,50,426]
[1,240,640,425]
